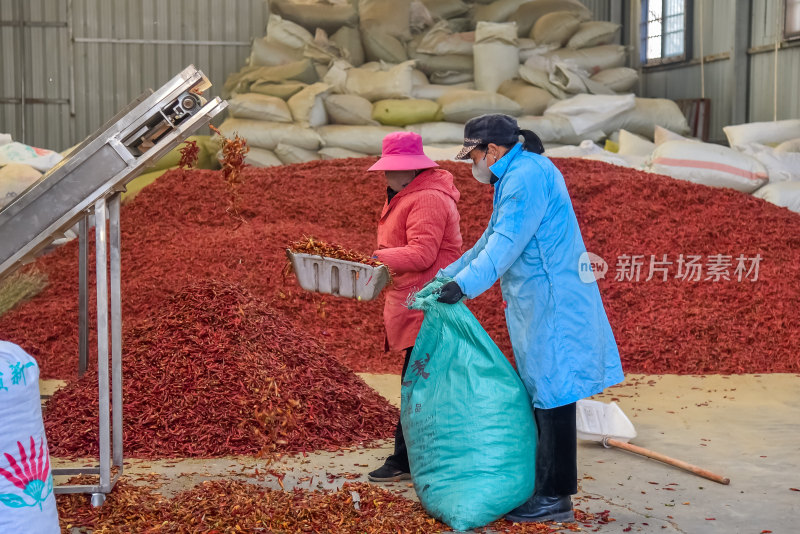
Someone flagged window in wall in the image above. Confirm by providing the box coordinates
[641,0,689,65]
[787,0,800,39]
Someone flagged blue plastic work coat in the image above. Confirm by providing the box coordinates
[439,143,624,409]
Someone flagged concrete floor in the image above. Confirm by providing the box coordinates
[49,373,800,533]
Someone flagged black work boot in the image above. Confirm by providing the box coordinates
[505,494,575,523]
[367,464,411,482]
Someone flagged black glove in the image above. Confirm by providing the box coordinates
[437,281,464,304]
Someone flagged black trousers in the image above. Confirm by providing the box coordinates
[384,346,413,472]
[533,402,578,497]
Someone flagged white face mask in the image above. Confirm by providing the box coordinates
[471,153,493,184]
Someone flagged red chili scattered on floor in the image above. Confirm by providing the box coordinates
[56,478,613,533]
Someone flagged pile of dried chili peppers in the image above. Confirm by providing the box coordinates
[56,478,611,533]
[3,158,800,379]
[43,280,398,459]
[289,236,386,268]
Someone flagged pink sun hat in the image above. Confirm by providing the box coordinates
[368,131,439,172]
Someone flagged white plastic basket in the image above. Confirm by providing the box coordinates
[286,249,391,301]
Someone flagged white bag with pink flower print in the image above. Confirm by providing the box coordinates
[0,341,59,533]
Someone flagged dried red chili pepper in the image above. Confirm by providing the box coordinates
[177,139,199,170]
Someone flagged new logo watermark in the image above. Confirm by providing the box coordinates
[578,252,608,283]
[578,252,762,283]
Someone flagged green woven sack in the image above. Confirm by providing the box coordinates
[401,279,537,531]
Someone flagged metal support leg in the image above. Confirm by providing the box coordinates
[78,215,88,377]
[109,194,124,469]
[94,198,111,493]
[54,202,122,503]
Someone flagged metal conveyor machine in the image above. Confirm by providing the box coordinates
[0,65,228,505]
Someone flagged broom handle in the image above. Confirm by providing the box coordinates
[604,438,730,485]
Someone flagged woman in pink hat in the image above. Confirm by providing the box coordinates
[366,131,463,482]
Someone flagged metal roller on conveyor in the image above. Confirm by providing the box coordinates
[0,65,227,506]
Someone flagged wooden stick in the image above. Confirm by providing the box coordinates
[605,438,731,485]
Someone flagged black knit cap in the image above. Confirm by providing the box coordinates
[456,114,521,160]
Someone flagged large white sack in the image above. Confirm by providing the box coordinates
[473,0,529,23]
[0,163,42,209]
[567,21,620,49]
[590,67,638,93]
[0,142,63,172]
[545,94,635,135]
[287,83,331,127]
[0,133,11,146]
[550,63,614,95]
[654,125,690,145]
[316,125,402,154]
[518,64,568,99]
[417,22,475,56]
[349,61,416,100]
[474,22,519,93]
[412,53,474,75]
[723,119,800,150]
[430,71,475,85]
[412,82,474,100]
[411,69,430,88]
[531,11,582,45]
[249,81,308,100]
[603,98,691,139]
[303,31,346,66]
[275,143,322,164]
[497,79,553,115]
[649,140,768,193]
[438,90,522,122]
[319,147,369,160]
[361,28,408,63]
[510,0,591,37]
[406,122,465,144]
[423,144,462,161]
[249,38,304,67]
[227,93,293,122]
[325,60,417,101]
[324,94,378,125]
[517,115,605,145]
[0,342,60,534]
[272,0,358,34]
[218,119,322,151]
[617,129,655,157]
[360,0,412,39]
[331,26,365,67]
[266,14,314,50]
[752,182,800,213]
[410,0,435,34]
[775,137,800,153]
[224,60,318,96]
[737,143,800,183]
[421,0,470,19]
[544,44,627,75]
[245,147,283,167]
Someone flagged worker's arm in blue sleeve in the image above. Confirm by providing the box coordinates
[453,172,549,299]
[437,226,490,279]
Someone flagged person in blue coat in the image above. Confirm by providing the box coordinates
[436,114,625,523]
